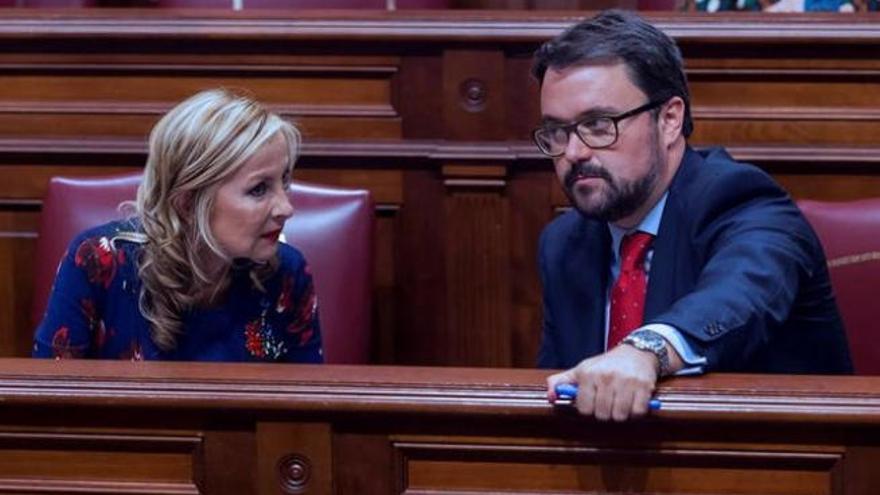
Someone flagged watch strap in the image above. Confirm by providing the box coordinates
[622,329,671,377]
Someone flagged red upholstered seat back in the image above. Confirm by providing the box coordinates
[32,173,373,364]
[799,199,880,375]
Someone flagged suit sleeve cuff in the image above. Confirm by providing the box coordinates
[641,323,707,375]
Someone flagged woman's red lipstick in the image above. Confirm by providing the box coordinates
[261,229,282,240]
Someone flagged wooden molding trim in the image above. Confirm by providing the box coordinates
[0,479,199,494]
[2,359,880,424]
[694,106,880,122]
[724,145,880,164]
[442,178,506,189]
[1,102,398,118]
[0,11,879,44]
[1,138,878,166]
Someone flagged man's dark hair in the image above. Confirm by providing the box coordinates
[532,10,693,138]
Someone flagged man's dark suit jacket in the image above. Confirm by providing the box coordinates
[537,146,853,374]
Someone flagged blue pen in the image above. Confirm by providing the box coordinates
[554,383,662,410]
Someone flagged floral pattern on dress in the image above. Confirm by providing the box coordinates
[287,279,317,346]
[276,275,294,314]
[244,309,287,360]
[81,298,111,352]
[74,236,124,289]
[50,326,83,359]
[119,340,144,361]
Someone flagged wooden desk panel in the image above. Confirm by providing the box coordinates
[1,11,879,367]
[0,360,879,494]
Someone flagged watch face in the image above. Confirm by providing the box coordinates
[634,331,664,351]
[628,330,670,376]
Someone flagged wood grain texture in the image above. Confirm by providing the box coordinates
[1,359,879,421]
[441,49,506,141]
[444,182,511,366]
[507,169,554,368]
[401,444,838,494]
[397,168,448,365]
[0,361,879,492]
[256,422,331,495]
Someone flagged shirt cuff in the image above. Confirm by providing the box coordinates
[641,323,707,376]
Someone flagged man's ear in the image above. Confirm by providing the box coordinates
[658,96,685,148]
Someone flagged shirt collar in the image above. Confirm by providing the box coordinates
[608,192,668,262]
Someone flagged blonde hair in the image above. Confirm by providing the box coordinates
[135,88,301,351]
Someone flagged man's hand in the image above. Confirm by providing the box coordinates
[546,344,660,421]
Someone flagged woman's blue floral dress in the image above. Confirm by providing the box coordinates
[33,219,323,363]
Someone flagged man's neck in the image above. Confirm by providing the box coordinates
[612,139,686,230]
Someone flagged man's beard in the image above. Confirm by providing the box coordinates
[563,137,663,223]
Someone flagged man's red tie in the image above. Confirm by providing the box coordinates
[607,231,654,349]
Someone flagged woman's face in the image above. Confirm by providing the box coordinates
[209,133,294,262]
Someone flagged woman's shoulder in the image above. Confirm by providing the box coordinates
[61,218,144,294]
[71,218,144,248]
[67,218,146,269]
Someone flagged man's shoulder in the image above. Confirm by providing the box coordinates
[671,146,784,206]
[685,146,771,182]
[540,208,602,247]
[538,209,608,262]
[542,208,583,236]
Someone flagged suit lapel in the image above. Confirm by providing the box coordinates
[645,209,677,320]
[564,217,610,359]
[645,148,700,320]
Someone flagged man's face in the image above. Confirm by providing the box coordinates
[539,63,667,225]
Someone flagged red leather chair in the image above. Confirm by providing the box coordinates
[32,173,373,364]
[799,199,880,375]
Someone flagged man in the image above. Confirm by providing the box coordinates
[533,10,852,421]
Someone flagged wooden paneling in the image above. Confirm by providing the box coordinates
[0,429,203,494]
[441,49,506,141]
[693,120,880,147]
[256,422,332,494]
[200,429,256,495]
[0,360,879,493]
[400,443,839,494]
[0,11,879,367]
[0,64,402,140]
[508,168,554,368]
[397,167,448,365]
[777,174,880,201]
[444,169,511,366]
[334,433,395,494]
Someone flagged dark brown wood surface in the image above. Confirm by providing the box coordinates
[0,359,879,493]
[1,10,879,367]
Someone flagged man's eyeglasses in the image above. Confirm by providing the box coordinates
[532,99,666,158]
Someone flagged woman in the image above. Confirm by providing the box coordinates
[33,89,322,362]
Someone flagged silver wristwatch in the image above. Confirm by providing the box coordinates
[622,329,671,377]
